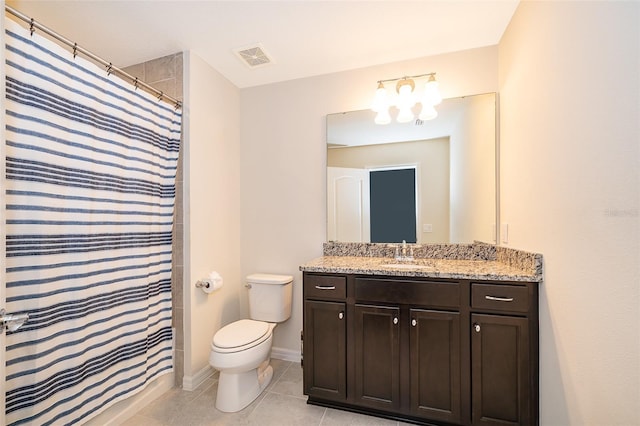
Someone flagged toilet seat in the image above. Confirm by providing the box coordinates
[212,319,272,353]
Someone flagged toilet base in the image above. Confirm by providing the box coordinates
[215,359,274,412]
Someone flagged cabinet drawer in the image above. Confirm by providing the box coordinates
[304,275,346,300]
[471,283,529,313]
[355,278,459,308]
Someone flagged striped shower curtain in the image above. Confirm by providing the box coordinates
[3,17,181,425]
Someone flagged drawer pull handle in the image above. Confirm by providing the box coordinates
[315,285,336,290]
[393,317,398,325]
[411,319,417,327]
[338,312,344,320]
[474,323,481,333]
[485,295,514,302]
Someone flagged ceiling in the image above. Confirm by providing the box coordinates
[5,0,519,88]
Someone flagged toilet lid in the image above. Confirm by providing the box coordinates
[213,319,270,349]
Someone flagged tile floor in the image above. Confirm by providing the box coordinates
[122,359,413,426]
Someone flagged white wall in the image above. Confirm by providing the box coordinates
[499,2,639,424]
[239,46,498,354]
[183,51,242,383]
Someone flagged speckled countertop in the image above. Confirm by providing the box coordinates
[300,242,543,282]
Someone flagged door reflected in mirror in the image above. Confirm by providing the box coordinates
[326,93,497,244]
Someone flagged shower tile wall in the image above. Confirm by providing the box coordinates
[123,52,184,387]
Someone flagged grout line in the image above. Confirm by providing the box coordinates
[266,390,308,400]
[270,360,292,388]
[262,360,289,396]
[244,389,267,417]
[318,407,328,425]
[241,360,293,418]
[190,373,216,401]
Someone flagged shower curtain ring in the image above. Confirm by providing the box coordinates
[106,63,113,76]
[133,77,139,90]
[73,43,78,59]
[157,91,164,101]
[29,18,35,36]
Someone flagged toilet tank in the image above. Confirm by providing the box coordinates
[247,273,293,322]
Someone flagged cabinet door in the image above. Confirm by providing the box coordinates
[471,314,530,426]
[303,300,346,401]
[354,304,401,411]
[410,309,461,423]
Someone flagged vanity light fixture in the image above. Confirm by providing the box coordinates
[372,73,442,124]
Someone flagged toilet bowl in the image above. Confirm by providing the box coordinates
[209,320,276,412]
[209,273,293,413]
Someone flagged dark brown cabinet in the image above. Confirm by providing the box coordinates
[303,272,538,426]
[471,314,530,426]
[302,275,347,402]
[303,300,346,401]
[354,304,400,411]
[470,282,538,426]
[410,309,461,423]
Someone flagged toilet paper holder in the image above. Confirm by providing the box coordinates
[195,279,211,289]
[195,271,223,294]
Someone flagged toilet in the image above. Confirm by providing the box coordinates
[209,273,293,412]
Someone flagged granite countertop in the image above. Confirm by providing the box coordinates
[300,255,541,282]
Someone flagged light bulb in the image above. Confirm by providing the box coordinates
[375,108,391,125]
[396,106,414,123]
[395,79,417,123]
[419,103,438,121]
[396,81,416,110]
[371,82,388,112]
[423,75,442,106]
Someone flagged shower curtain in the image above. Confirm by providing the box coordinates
[3,17,181,425]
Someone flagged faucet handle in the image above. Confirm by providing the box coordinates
[408,244,421,259]
[387,244,401,260]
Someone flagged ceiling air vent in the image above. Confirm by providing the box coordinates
[233,44,273,68]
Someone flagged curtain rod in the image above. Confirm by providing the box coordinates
[4,4,182,110]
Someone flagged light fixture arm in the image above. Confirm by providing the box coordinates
[376,72,436,86]
[395,78,415,94]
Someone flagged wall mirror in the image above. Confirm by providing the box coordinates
[326,92,497,244]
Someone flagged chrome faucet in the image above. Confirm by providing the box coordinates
[390,240,415,262]
[401,240,408,259]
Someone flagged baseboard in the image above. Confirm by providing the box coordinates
[271,346,301,363]
[182,365,215,391]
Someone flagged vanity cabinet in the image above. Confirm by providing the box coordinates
[353,277,462,423]
[302,275,347,402]
[471,314,529,426]
[353,304,400,411]
[303,272,539,426]
[410,308,461,423]
[470,283,537,426]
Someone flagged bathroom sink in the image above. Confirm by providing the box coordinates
[379,262,434,270]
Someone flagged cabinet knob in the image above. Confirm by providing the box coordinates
[411,319,417,327]
[393,317,398,325]
[473,323,481,333]
[338,312,344,320]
